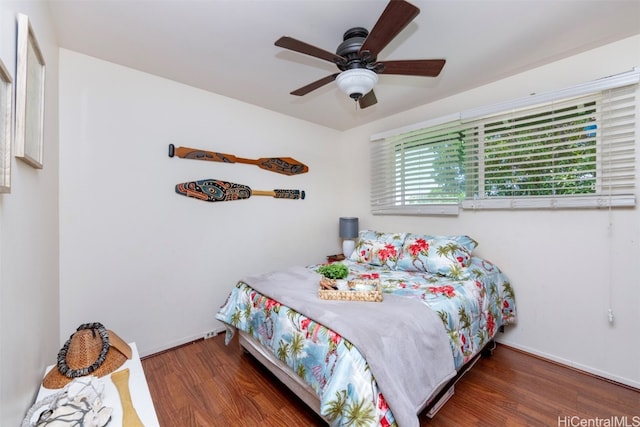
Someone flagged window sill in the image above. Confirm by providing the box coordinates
[461,195,636,210]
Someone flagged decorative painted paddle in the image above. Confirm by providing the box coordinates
[175,179,305,202]
[168,144,309,176]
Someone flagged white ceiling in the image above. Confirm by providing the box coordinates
[47,0,640,131]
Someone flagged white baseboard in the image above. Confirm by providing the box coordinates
[497,339,640,390]
[139,326,227,358]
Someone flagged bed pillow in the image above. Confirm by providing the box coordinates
[396,234,477,277]
[428,234,478,253]
[349,230,407,269]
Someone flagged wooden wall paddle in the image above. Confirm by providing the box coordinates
[168,144,309,176]
[175,179,305,202]
[111,368,144,427]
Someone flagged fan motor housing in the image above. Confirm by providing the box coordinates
[336,27,376,71]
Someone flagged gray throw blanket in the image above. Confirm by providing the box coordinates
[241,266,456,427]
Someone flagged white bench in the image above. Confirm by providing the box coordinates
[36,342,159,427]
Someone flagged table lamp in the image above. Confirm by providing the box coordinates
[339,217,359,258]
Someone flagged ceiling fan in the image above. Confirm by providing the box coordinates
[274,0,446,109]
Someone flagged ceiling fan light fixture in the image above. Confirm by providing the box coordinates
[335,69,378,100]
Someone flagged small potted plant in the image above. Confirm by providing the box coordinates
[317,263,349,290]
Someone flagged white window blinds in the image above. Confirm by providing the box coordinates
[462,84,637,209]
[370,68,638,215]
[371,119,469,215]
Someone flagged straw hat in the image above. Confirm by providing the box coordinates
[43,323,132,389]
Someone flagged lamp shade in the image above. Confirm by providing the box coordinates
[339,217,359,239]
[335,69,378,100]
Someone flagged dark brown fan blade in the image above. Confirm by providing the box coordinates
[359,0,420,58]
[290,74,339,96]
[359,90,378,109]
[275,36,346,65]
[377,59,446,77]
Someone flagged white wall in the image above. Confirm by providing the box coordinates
[58,49,346,356]
[0,1,60,426]
[339,35,640,388]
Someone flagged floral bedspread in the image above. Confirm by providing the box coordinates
[215,257,515,427]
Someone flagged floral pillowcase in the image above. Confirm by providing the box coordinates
[349,230,407,269]
[395,234,478,278]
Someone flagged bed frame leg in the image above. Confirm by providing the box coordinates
[481,340,497,357]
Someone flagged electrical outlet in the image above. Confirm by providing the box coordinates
[204,331,217,339]
[607,309,615,324]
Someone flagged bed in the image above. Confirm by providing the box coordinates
[216,231,516,427]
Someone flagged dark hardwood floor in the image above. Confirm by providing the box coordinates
[141,334,639,426]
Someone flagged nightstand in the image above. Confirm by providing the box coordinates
[327,254,345,262]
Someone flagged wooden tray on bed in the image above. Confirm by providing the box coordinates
[318,279,383,302]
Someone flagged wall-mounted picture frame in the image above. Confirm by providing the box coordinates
[0,57,13,192]
[15,13,45,169]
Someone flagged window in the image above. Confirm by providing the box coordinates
[371,119,468,215]
[370,69,638,215]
